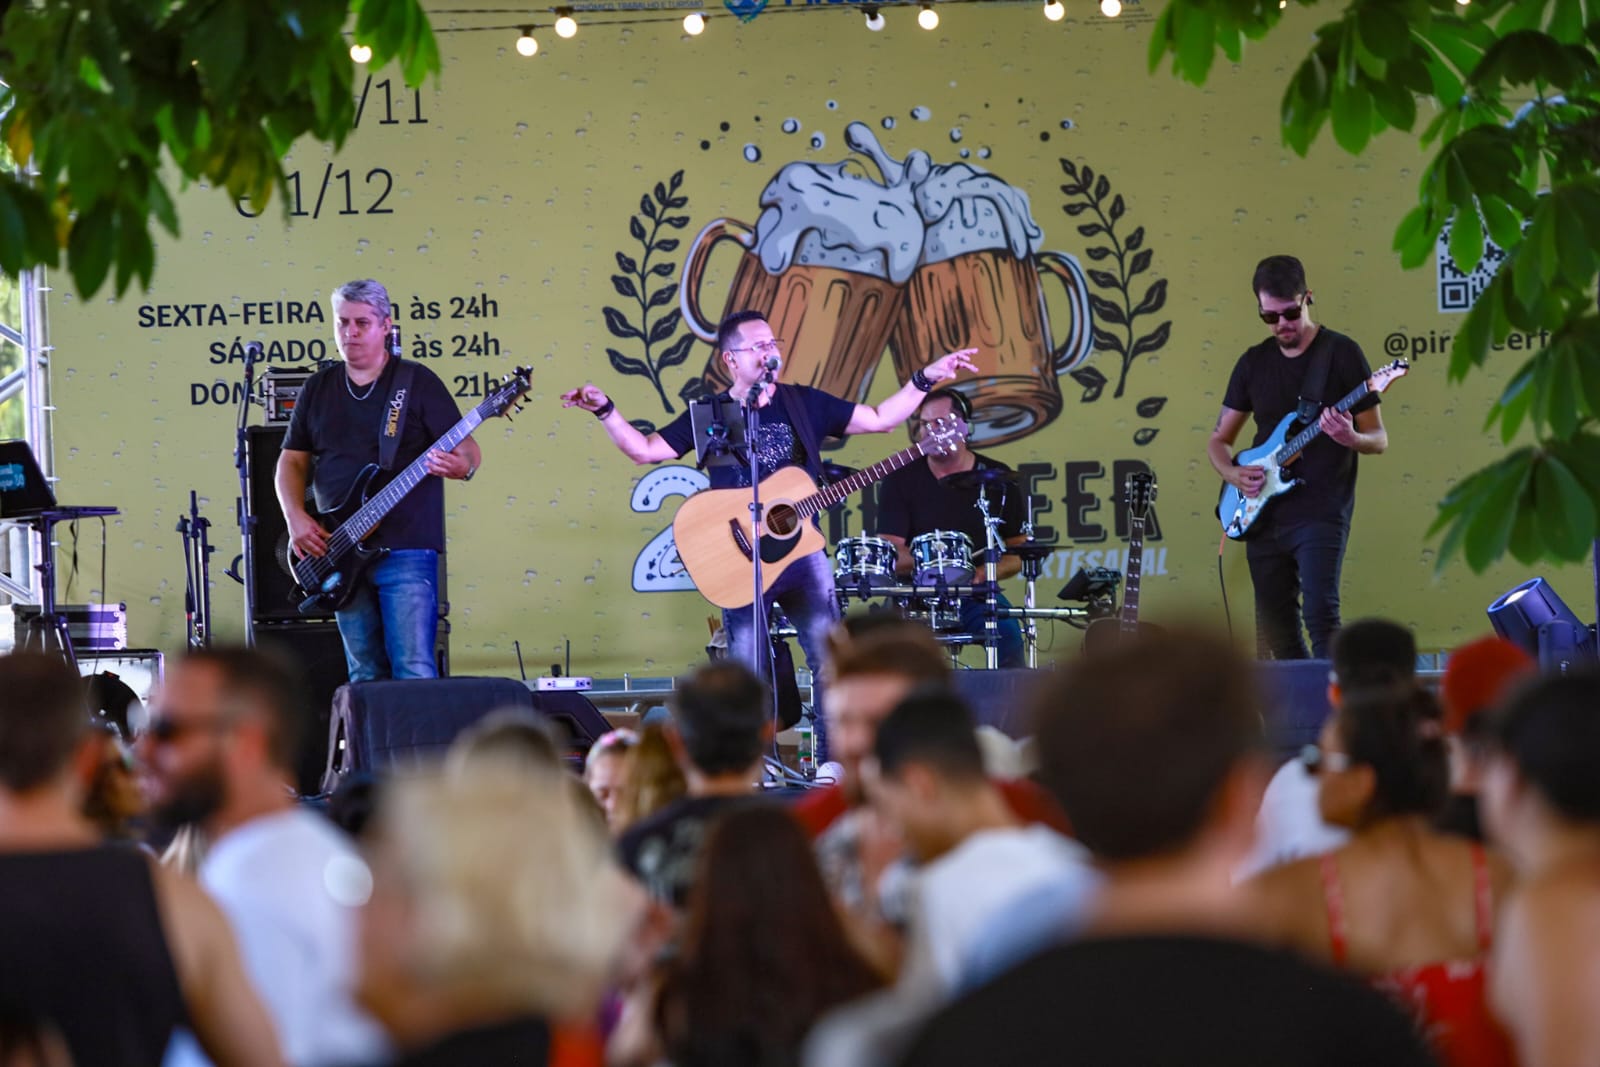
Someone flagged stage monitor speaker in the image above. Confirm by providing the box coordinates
[321,677,611,794]
[245,425,451,627]
[1256,658,1335,762]
[950,669,1049,740]
[251,620,351,796]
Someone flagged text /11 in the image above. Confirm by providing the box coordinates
[354,76,428,128]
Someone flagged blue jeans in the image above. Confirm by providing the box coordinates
[335,549,440,682]
[958,593,1026,668]
[723,548,840,763]
[1246,520,1348,660]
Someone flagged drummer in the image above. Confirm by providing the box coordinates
[873,390,1028,668]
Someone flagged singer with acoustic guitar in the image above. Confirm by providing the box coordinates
[1207,255,1387,661]
[562,309,977,763]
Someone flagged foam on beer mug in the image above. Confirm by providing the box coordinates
[749,145,925,284]
[912,160,1044,265]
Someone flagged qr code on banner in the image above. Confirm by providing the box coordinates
[1437,218,1510,313]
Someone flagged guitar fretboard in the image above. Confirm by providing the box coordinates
[1273,382,1371,465]
[796,442,934,519]
[1120,518,1144,633]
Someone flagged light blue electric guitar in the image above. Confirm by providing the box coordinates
[1218,359,1408,540]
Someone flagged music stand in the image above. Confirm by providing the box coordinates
[688,396,749,470]
[0,440,119,668]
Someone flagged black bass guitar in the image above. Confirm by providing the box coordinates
[288,366,532,614]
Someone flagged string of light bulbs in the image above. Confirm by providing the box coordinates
[347,0,1126,60]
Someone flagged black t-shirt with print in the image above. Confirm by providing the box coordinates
[282,358,462,551]
[1222,327,1379,528]
[657,384,856,491]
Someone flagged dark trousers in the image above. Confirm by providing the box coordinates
[1245,519,1348,660]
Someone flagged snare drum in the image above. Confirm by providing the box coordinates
[901,596,961,632]
[834,536,898,587]
[910,530,974,585]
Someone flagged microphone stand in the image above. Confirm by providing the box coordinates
[234,341,262,646]
[176,490,214,649]
[743,359,805,783]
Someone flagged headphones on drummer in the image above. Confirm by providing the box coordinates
[919,388,973,437]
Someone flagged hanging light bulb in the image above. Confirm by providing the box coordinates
[1043,0,1065,20]
[864,5,885,29]
[683,11,706,33]
[350,43,373,63]
[515,28,539,55]
[554,10,578,37]
[1100,0,1121,16]
[918,4,939,29]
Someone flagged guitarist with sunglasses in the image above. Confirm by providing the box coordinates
[1206,256,1387,660]
[562,310,977,764]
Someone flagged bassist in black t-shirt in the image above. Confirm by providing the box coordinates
[276,279,482,682]
[1206,256,1387,659]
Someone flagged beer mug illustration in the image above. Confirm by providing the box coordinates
[889,246,1091,446]
[888,158,1093,446]
[679,217,907,403]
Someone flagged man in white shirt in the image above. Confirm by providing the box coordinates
[805,689,1095,1066]
[139,648,387,1067]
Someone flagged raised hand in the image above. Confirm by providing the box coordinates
[922,348,980,383]
[560,383,610,413]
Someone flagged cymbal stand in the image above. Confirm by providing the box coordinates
[973,490,1004,670]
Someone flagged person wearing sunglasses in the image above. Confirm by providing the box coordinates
[1205,255,1388,660]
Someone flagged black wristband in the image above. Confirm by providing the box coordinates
[593,398,616,419]
[912,369,935,393]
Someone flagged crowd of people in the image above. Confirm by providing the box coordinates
[1,617,1597,1067]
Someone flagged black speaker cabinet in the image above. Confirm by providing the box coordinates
[246,426,322,622]
[252,620,351,796]
[320,677,612,793]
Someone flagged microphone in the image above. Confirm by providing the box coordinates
[389,323,403,358]
[761,355,780,371]
[243,341,263,401]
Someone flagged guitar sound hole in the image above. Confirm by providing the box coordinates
[766,505,798,537]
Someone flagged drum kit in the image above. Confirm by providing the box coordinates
[829,465,1085,668]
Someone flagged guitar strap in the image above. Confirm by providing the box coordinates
[1294,327,1335,425]
[769,384,825,486]
[378,358,418,472]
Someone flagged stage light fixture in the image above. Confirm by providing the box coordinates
[1044,0,1065,20]
[555,10,578,37]
[516,28,539,55]
[1100,0,1121,16]
[350,43,373,63]
[1487,576,1597,670]
[684,11,707,33]
[918,4,940,29]
[864,5,886,29]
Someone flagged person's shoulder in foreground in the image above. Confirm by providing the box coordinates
[899,933,1438,1067]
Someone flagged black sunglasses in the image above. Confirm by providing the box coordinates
[1298,743,1351,775]
[1259,297,1308,325]
[144,715,229,745]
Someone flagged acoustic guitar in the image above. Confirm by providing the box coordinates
[672,415,966,609]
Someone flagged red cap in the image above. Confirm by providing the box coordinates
[1440,636,1536,736]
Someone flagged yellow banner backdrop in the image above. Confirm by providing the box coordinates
[47,1,1588,677]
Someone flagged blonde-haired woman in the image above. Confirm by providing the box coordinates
[354,766,635,1065]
